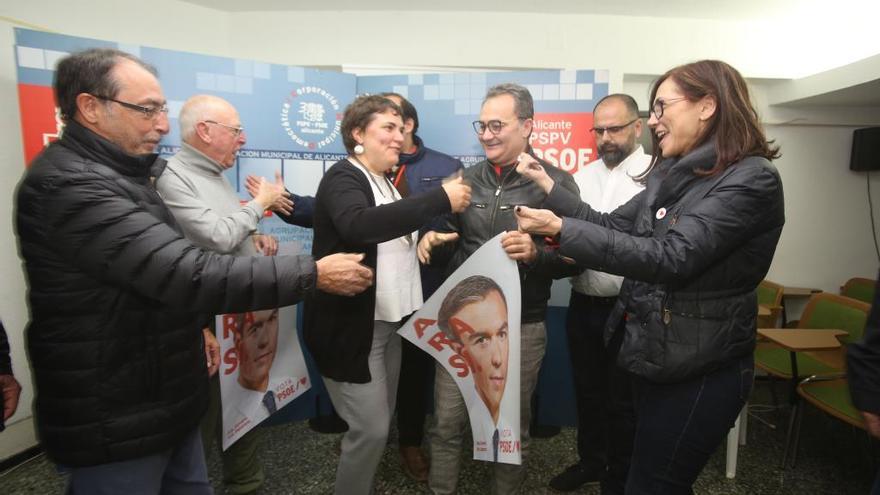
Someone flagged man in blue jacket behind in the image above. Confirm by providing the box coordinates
[382,92,464,481]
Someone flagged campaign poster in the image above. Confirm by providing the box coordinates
[217,301,310,450]
[398,233,522,464]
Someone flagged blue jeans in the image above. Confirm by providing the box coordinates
[65,427,213,495]
[625,355,753,495]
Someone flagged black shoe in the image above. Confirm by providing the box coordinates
[599,479,625,495]
[308,412,349,434]
[531,423,561,438]
[549,464,602,492]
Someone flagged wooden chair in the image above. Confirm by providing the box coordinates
[785,375,866,467]
[755,293,870,380]
[841,277,876,304]
[757,279,784,328]
[753,293,870,467]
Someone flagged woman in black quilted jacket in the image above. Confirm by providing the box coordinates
[515,60,784,494]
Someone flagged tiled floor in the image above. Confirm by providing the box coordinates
[1,383,876,494]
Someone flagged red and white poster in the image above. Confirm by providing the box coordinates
[398,233,522,464]
[217,303,310,450]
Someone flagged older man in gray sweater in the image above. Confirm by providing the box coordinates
[156,94,292,495]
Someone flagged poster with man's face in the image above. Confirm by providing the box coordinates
[217,304,310,450]
[398,233,521,464]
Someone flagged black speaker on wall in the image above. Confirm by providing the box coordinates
[851,127,880,171]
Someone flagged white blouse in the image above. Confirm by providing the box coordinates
[349,158,423,322]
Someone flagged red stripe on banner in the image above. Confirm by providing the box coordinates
[529,112,597,175]
[18,83,60,167]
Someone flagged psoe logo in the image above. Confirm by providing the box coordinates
[280,86,342,150]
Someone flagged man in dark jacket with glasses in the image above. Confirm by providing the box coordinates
[419,83,578,494]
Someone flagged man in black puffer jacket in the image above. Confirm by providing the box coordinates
[15,48,371,494]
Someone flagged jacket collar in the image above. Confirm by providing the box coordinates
[173,142,227,176]
[60,119,161,179]
[651,141,717,209]
[398,134,426,166]
[479,146,541,186]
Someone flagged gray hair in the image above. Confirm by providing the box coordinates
[178,95,231,142]
[484,83,534,119]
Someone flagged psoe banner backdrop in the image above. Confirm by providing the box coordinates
[14,27,356,255]
[357,70,608,173]
[13,27,606,429]
[15,27,607,243]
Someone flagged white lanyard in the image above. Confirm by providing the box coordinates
[349,157,414,247]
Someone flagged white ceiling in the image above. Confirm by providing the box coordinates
[179,0,879,111]
[180,0,808,20]
[784,79,880,107]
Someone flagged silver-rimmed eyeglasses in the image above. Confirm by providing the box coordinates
[204,120,244,137]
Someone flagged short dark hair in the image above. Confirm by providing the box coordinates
[646,60,780,176]
[53,48,158,123]
[340,95,403,155]
[438,275,507,343]
[230,309,279,340]
[484,83,534,119]
[381,92,419,136]
[594,94,640,120]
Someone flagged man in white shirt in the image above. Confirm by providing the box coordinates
[549,94,650,494]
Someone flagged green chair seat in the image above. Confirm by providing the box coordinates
[798,379,865,428]
[841,277,876,305]
[754,347,838,379]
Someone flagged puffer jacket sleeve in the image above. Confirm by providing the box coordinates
[544,179,644,235]
[557,161,784,283]
[45,176,315,314]
[530,167,583,278]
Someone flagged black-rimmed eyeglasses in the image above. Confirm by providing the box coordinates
[591,118,638,136]
[204,120,244,137]
[92,94,168,119]
[650,97,687,119]
[472,119,523,135]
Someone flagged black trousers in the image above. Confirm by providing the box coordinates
[396,338,434,447]
[566,290,635,491]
